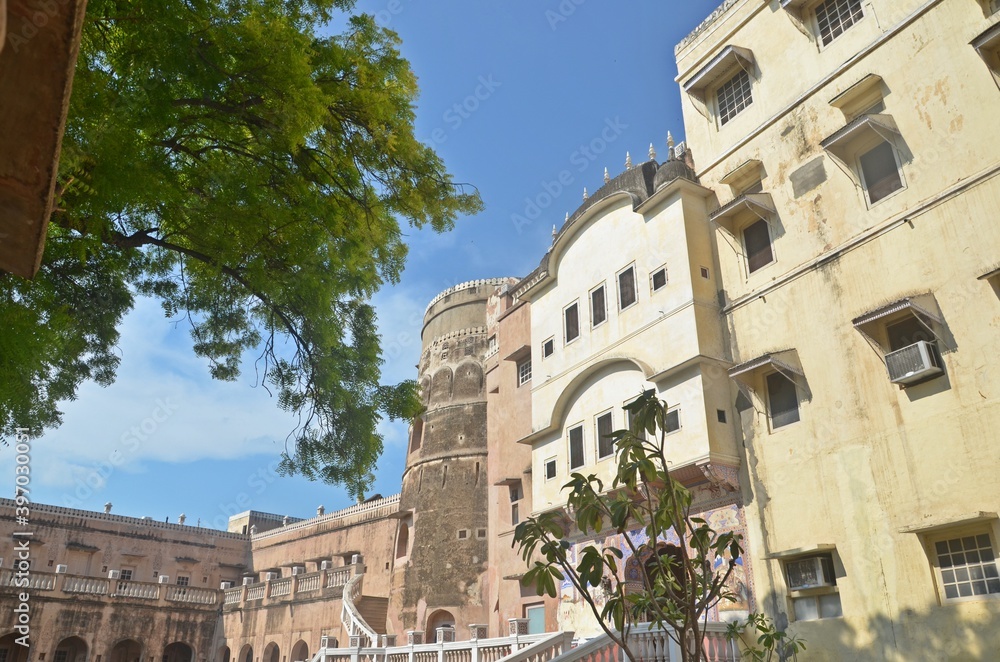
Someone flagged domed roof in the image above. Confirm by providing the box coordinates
[653,157,698,190]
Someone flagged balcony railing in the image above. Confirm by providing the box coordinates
[223,562,362,611]
[0,569,221,609]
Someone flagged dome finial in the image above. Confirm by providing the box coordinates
[604,167,610,184]
[649,143,656,161]
[582,187,589,201]
[625,152,632,170]
[667,131,676,160]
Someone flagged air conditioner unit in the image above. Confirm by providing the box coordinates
[158,575,170,584]
[319,636,337,649]
[242,577,255,586]
[785,556,835,591]
[320,560,331,570]
[108,570,121,579]
[264,572,279,581]
[220,581,234,589]
[292,566,305,575]
[55,564,68,574]
[885,340,942,385]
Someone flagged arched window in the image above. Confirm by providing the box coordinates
[396,522,410,559]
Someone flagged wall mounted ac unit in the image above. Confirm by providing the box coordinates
[886,340,942,385]
[292,566,305,575]
[320,560,331,570]
[264,571,278,581]
[108,570,121,579]
[242,577,255,586]
[220,581,234,589]
[785,556,835,591]
[158,575,170,584]
[319,636,337,649]
[55,564,68,574]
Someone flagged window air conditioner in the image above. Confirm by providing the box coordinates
[108,570,121,579]
[55,564,68,574]
[220,581,234,589]
[320,560,331,570]
[158,575,170,584]
[320,636,337,649]
[242,577,255,586]
[264,571,279,581]
[885,340,942,385]
[785,556,835,591]
[292,566,305,575]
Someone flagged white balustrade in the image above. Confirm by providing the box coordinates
[246,583,266,601]
[113,580,160,600]
[166,585,219,604]
[298,572,321,592]
[63,576,110,595]
[224,586,243,605]
[270,577,293,598]
[327,566,353,588]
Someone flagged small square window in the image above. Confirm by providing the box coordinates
[564,302,580,344]
[767,372,800,429]
[651,267,668,291]
[568,425,585,470]
[542,338,554,358]
[716,68,753,126]
[665,408,681,434]
[590,284,607,327]
[176,575,190,586]
[48,559,54,567]
[743,219,775,274]
[717,409,727,423]
[517,358,532,386]
[596,412,615,459]
[617,266,637,310]
[858,140,903,204]
[120,568,133,581]
[457,529,468,540]
[544,458,557,481]
[476,528,487,539]
[700,266,711,279]
[510,503,520,526]
[930,530,1000,601]
[814,0,864,47]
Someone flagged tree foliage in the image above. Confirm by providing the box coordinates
[0,0,480,496]
[513,391,744,662]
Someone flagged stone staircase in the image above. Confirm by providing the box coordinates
[356,596,389,635]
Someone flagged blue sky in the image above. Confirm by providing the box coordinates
[4,2,721,527]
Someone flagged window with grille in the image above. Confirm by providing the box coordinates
[596,412,615,459]
[815,0,863,46]
[176,575,190,586]
[743,219,774,274]
[766,372,800,429]
[517,358,532,386]
[120,568,133,581]
[564,303,580,343]
[568,425,584,469]
[618,266,637,310]
[858,141,903,204]
[934,533,1000,600]
[716,69,753,125]
[591,285,607,327]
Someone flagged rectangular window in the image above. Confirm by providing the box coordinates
[651,267,668,291]
[544,458,557,481]
[935,533,1000,600]
[618,266,637,310]
[564,303,580,343]
[487,335,497,354]
[665,408,681,433]
[767,372,800,428]
[784,553,841,621]
[176,575,190,586]
[886,316,932,352]
[568,425,584,469]
[815,0,863,46]
[717,69,753,125]
[120,568,134,581]
[591,285,607,327]
[517,358,532,386]
[525,604,546,634]
[859,141,903,204]
[596,412,615,459]
[542,338,554,358]
[510,503,520,526]
[744,219,774,274]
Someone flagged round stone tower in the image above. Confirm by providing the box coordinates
[388,278,516,640]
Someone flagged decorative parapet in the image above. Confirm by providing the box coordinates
[675,0,742,55]
[427,326,488,348]
[0,498,248,539]
[251,494,400,541]
[424,278,517,315]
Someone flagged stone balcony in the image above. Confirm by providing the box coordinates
[0,568,221,609]
[223,562,360,611]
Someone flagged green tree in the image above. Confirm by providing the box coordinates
[513,391,743,662]
[0,0,480,496]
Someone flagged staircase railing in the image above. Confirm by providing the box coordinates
[342,572,379,647]
[546,623,737,662]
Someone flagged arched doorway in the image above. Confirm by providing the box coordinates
[54,636,89,662]
[219,647,231,662]
[238,644,253,662]
[163,642,194,662]
[290,641,308,662]
[109,639,143,662]
[262,643,279,662]
[0,633,31,662]
[425,609,455,643]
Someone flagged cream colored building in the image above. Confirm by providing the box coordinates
[675,0,1000,659]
